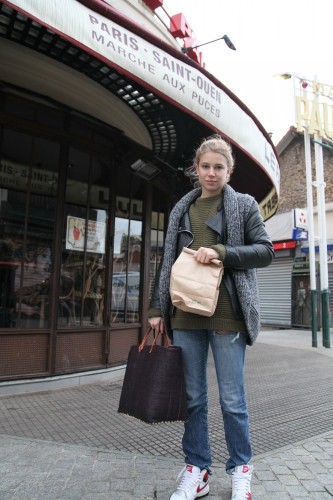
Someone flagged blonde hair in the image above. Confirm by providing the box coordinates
[185,134,235,187]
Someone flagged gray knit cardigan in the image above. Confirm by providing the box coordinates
[157,184,270,345]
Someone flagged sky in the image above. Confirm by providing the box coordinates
[163,0,333,145]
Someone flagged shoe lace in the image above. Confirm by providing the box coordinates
[232,471,251,499]
[177,467,202,492]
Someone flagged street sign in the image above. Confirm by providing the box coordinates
[292,228,308,240]
[292,208,308,229]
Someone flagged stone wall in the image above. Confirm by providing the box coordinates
[277,131,333,215]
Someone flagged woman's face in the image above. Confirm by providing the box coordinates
[195,151,231,197]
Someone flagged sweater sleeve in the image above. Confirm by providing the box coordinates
[211,244,227,262]
[147,307,162,318]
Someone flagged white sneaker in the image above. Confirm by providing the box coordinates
[170,464,209,499]
[231,464,253,500]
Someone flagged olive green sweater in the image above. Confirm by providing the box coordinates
[169,195,247,333]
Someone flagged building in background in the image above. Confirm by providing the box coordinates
[0,0,279,382]
[257,126,333,329]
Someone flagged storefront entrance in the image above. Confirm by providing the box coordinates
[0,87,165,380]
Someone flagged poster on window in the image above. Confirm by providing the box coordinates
[66,216,106,253]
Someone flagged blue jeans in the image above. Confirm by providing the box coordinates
[173,329,252,472]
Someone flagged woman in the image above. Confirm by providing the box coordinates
[148,135,274,500]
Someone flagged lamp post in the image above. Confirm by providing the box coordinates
[280,73,331,348]
[314,132,330,347]
[303,126,318,346]
[181,34,236,53]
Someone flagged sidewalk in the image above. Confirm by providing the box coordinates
[0,328,332,499]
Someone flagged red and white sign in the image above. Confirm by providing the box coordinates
[292,208,308,229]
[66,216,106,253]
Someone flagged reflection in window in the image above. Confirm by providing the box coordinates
[149,210,165,300]
[0,129,58,328]
[59,246,105,327]
[111,213,142,324]
[57,148,109,328]
[0,234,53,329]
[14,240,52,328]
[0,197,55,328]
[58,210,107,327]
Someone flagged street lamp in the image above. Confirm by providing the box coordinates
[182,34,236,54]
[280,73,331,348]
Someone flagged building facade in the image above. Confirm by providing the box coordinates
[257,127,333,329]
[0,0,279,381]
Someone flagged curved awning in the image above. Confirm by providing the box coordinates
[0,0,280,219]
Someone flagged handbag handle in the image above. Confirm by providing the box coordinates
[138,327,170,352]
[182,246,223,267]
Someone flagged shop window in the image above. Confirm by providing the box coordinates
[59,149,108,327]
[59,209,106,327]
[1,128,33,164]
[0,129,58,328]
[4,95,35,121]
[149,209,165,299]
[111,211,142,324]
[36,106,65,128]
[108,167,144,325]
[69,115,93,140]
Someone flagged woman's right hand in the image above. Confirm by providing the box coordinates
[148,316,165,334]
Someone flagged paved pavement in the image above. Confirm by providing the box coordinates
[0,328,333,499]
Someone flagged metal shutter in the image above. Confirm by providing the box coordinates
[257,257,293,326]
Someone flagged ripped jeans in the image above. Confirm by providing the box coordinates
[173,329,251,472]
